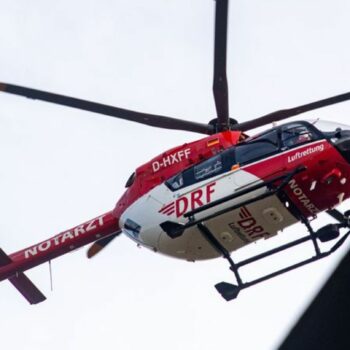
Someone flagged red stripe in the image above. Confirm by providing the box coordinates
[239,206,250,218]
[159,202,175,212]
[162,206,175,214]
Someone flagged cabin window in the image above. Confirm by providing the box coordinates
[166,149,237,191]
[236,130,279,165]
[281,123,318,149]
[194,154,223,181]
[167,172,184,190]
[166,155,224,191]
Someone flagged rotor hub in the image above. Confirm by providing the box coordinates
[208,117,238,133]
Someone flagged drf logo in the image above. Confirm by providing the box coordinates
[159,182,216,217]
[230,206,271,240]
[152,148,191,173]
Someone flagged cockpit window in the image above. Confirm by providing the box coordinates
[281,123,317,149]
[125,172,136,187]
[166,148,236,191]
[194,154,223,181]
[236,130,279,165]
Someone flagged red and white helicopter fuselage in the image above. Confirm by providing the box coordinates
[2,120,350,303]
[2,0,350,304]
[118,122,350,261]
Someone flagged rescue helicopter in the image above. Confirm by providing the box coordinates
[1,0,350,304]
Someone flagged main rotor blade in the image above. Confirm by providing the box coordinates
[0,82,213,134]
[234,91,350,132]
[212,0,230,131]
[87,231,122,259]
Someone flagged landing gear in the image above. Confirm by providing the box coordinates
[160,166,350,301]
[215,282,240,301]
[197,223,242,301]
[316,224,340,242]
[197,210,350,301]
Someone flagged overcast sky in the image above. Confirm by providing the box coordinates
[0,1,350,349]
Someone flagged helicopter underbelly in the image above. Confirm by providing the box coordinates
[120,169,298,261]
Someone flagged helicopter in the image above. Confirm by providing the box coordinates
[1,0,350,304]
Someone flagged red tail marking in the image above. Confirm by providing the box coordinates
[0,211,119,303]
[0,248,46,304]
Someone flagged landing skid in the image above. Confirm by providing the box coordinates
[197,215,350,301]
[160,166,350,301]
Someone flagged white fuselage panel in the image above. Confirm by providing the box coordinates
[120,168,297,261]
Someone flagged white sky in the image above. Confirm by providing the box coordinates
[0,1,350,349]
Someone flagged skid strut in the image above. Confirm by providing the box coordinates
[160,166,350,300]
[197,213,350,301]
[197,223,242,300]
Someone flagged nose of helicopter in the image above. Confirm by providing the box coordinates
[311,119,350,162]
[333,129,350,162]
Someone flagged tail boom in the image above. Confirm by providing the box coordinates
[0,211,119,283]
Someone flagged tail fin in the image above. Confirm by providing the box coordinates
[0,248,46,304]
[87,231,122,259]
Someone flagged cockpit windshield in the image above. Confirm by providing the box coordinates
[236,130,279,165]
[165,121,323,192]
[281,123,318,149]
